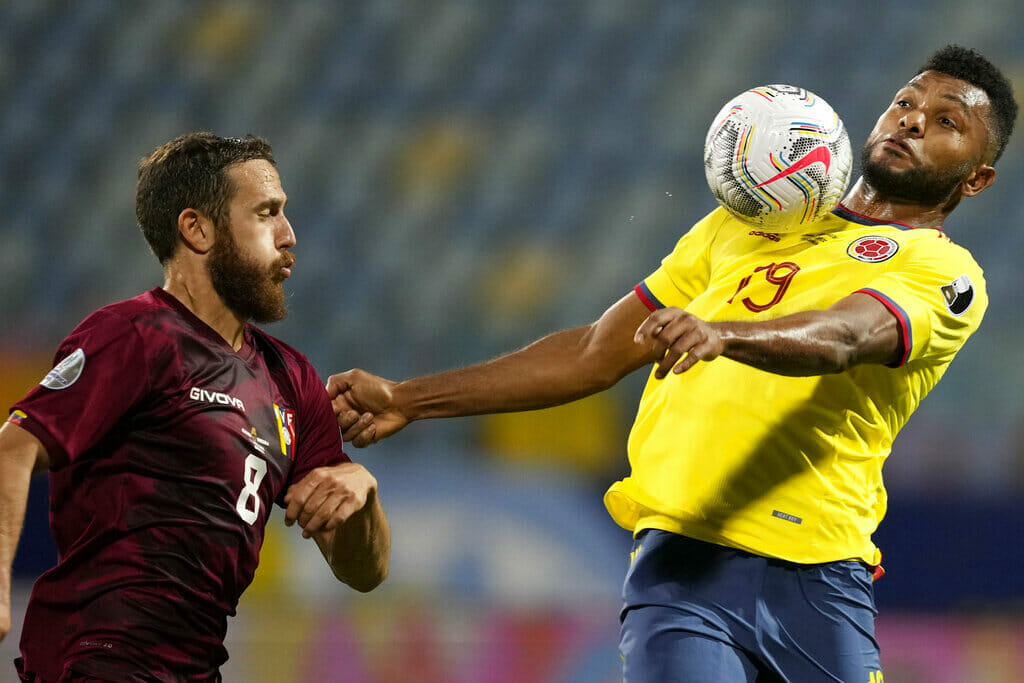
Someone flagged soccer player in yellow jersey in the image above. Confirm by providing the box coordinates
[329,46,1016,681]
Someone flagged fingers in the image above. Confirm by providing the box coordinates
[655,328,705,378]
[334,394,367,428]
[633,309,675,347]
[327,369,396,416]
[330,375,381,446]
[287,485,336,538]
[350,423,378,448]
[285,479,356,538]
[340,410,375,443]
[634,308,720,379]
[325,372,353,399]
[284,465,373,538]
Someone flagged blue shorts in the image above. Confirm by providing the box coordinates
[619,530,882,682]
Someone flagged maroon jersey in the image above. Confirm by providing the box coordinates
[10,288,348,681]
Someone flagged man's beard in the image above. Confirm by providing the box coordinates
[208,225,292,324]
[859,140,973,206]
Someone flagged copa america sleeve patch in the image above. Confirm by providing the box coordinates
[940,274,975,316]
[41,348,86,390]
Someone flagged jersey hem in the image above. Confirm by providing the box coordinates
[6,413,69,468]
[605,478,880,566]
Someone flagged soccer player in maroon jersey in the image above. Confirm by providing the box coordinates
[0,133,390,681]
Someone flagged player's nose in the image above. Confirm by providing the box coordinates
[278,214,296,249]
[899,109,925,136]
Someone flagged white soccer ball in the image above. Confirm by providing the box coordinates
[704,84,853,232]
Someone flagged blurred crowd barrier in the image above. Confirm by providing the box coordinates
[2,0,1023,679]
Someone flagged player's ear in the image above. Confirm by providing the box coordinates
[177,208,216,254]
[961,164,995,197]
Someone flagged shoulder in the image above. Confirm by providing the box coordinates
[98,288,172,316]
[248,327,320,383]
[691,207,738,241]
[65,291,169,343]
[82,289,180,333]
[897,229,983,272]
[667,207,742,257]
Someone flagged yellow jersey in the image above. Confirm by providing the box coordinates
[604,205,987,565]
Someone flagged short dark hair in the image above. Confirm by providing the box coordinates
[917,45,1017,163]
[136,132,276,263]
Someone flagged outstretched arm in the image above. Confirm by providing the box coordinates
[634,291,901,378]
[327,292,659,446]
[0,422,49,643]
[283,462,390,592]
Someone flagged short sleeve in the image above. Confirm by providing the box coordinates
[635,208,726,311]
[857,234,987,366]
[10,310,150,468]
[276,360,350,505]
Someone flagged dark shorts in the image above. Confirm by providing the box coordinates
[619,530,882,682]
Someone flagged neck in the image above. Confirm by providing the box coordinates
[840,177,956,230]
[162,266,247,351]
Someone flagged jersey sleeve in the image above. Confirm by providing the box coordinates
[275,359,350,506]
[635,208,726,311]
[857,234,987,367]
[9,310,150,469]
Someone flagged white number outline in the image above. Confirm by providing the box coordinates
[235,453,268,525]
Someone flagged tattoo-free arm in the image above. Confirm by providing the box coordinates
[402,292,658,417]
[311,488,390,593]
[635,291,901,378]
[328,292,659,446]
[284,462,390,592]
[0,422,49,643]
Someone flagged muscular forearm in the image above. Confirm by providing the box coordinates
[330,293,654,446]
[637,292,901,380]
[715,307,898,376]
[397,321,652,421]
[325,491,390,592]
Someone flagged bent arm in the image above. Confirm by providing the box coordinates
[395,292,658,421]
[717,292,901,375]
[0,422,49,642]
[638,291,901,379]
[312,489,390,593]
[285,462,390,592]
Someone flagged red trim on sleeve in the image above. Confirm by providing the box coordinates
[633,283,659,312]
[857,288,912,367]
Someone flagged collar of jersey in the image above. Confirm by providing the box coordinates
[151,287,256,359]
[831,202,938,232]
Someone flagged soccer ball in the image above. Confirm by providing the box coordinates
[704,84,853,232]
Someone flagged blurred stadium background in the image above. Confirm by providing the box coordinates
[2,1,1023,680]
